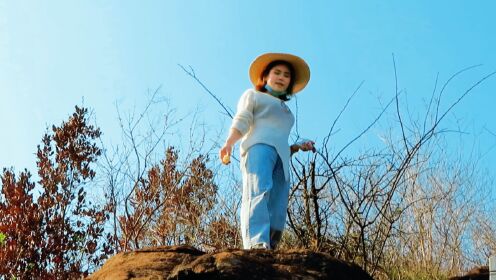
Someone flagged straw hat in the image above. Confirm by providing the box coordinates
[249,53,310,94]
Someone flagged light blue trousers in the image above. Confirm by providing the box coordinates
[240,143,290,249]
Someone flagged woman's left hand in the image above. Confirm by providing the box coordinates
[298,140,316,153]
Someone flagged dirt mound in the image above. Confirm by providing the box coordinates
[449,266,489,280]
[87,245,373,280]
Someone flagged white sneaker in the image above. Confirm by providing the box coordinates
[251,243,271,249]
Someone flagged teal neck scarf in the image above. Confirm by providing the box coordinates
[264,84,287,98]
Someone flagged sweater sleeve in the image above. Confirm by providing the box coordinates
[231,89,255,136]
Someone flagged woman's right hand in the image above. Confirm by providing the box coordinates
[220,128,242,165]
[219,143,233,165]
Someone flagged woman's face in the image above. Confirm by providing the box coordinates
[265,64,291,93]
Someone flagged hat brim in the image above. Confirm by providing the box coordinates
[249,53,310,94]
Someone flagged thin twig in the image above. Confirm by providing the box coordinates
[179,64,234,119]
[392,54,409,150]
[324,80,365,148]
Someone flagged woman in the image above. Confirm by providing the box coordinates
[219,53,315,250]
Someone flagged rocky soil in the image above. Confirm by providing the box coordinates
[87,245,374,280]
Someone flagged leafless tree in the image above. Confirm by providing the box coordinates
[181,61,496,279]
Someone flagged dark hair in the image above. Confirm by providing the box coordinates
[255,60,295,101]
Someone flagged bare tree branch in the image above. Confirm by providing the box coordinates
[179,64,234,119]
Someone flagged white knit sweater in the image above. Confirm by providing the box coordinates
[231,89,295,181]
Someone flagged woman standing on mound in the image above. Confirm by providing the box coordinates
[219,53,315,250]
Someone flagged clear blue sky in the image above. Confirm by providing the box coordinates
[1,1,495,186]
